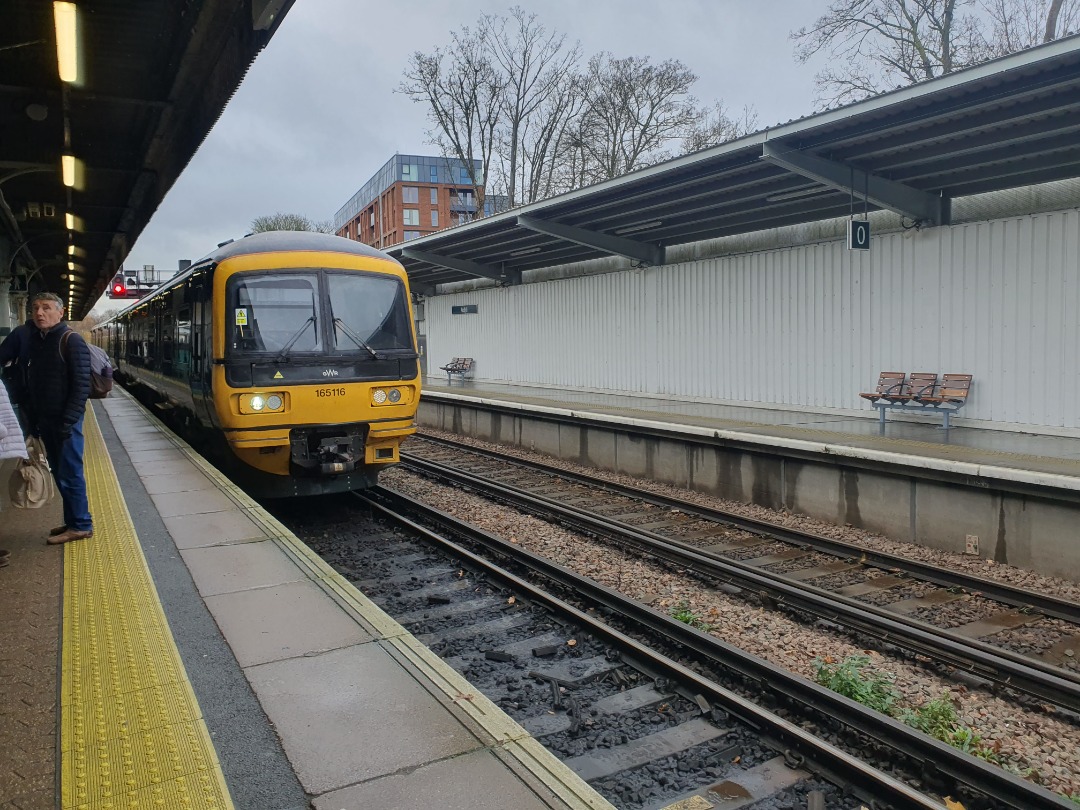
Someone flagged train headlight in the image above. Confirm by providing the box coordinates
[239,392,286,414]
[371,386,412,406]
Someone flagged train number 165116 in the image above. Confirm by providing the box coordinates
[315,387,347,398]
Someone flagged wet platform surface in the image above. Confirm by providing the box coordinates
[0,390,614,810]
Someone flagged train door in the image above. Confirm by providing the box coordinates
[187,274,217,427]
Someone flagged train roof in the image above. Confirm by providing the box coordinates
[95,231,403,327]
[201,231,398,265]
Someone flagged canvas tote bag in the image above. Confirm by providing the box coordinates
[9,436,56,508]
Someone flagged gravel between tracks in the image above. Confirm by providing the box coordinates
[388,429,1080,797]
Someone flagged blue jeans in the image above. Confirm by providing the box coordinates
[41,414,93,533]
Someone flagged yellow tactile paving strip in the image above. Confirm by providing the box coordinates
[60,407,233,810]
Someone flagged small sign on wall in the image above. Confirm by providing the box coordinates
[452,304,478,315]
[847,219,871,250]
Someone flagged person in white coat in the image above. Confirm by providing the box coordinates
[0,376,28,567]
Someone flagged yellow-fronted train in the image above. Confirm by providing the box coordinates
[93,231,420,496]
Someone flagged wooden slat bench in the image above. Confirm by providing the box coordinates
[861,372,972,428]
[858,371,906,405]
[439,357,473,384]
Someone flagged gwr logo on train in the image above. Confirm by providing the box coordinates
[89,231,421,497]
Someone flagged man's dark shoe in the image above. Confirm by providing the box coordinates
[47,529,93,545]
[49,525,68,537]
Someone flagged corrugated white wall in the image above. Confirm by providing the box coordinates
[424,208,1080,430]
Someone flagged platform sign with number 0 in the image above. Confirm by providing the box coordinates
[847,219,871,251]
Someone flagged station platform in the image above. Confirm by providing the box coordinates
[417,378,1080,582]
[420,378,1080,492]
[0,389,614,810]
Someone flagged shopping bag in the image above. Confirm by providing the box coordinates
[8,436,56,508]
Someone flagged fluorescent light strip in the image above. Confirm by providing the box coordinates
[62,154,76,187]
[53,2,79,83]
[765,186,831,203]
[614,220,662,235]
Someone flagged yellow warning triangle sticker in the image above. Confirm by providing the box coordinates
[273,371,284,379]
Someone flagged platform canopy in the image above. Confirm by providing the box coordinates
[0,0,295,319]
[388,35,1080,293]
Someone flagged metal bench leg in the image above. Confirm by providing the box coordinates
[942,410,951,430]
[878,405,887,429]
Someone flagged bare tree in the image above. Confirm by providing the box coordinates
[481,7,581,207]
[983,0,1078,53]
[518,73,590,202]
[793,0,1078,108]
[251,212,318,232]
[576,53,700,183]
[681,103,760,154]
[400,26,504,218]
[791,1,990,107]
[399,10,747,204]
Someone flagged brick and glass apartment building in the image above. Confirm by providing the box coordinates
[335,154,503,249]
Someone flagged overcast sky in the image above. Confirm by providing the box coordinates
[99,0,826,312]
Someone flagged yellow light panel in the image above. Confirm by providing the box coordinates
[62,154,76,187]
[53,3,79,83]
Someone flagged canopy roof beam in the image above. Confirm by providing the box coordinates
[401,248,521,285]
[517,214,665,266]
[760,141,947,226]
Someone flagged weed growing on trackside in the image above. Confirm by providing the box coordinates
[816,659,1005,765]
[899,692,961,739]
[670,601,712,631]
[812,655,898,715]
[900,693,1001,763]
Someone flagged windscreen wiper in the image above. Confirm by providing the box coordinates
[275,316,316,363]
[333,317,381,360]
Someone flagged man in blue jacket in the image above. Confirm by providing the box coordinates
[0,292,93,543]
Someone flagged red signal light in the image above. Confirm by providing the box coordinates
[112,283,126,296]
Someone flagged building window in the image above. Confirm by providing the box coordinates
[402,164,418,182]
[430,210,439,227]
[404,230,420,241]
[458,167,470,183]
[369,210,374,227]
[430,188,438,205]
[403,209,419,226]
[430,166,439,182]
[401,186,419,204]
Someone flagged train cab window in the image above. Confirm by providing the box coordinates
[326,273,412,353]
[228,274,322,355]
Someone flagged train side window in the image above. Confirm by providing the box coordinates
[177,308,192,370]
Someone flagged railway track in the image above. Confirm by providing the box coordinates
[268,487,1075,810]
[401,435,1080,718]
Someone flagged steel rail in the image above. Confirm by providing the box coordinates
[409,435,1080,625]
[401,452,1080,715]
[365,486,1074,810]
